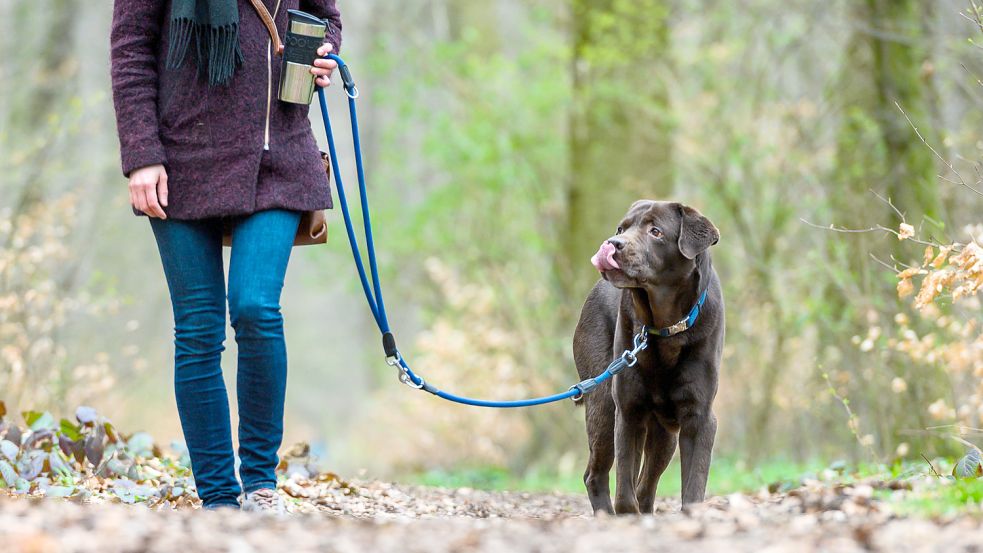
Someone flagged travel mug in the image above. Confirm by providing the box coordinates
[278,10,327,105]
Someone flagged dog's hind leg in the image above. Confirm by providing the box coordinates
[582,390,615,515]
[635,417,677,514]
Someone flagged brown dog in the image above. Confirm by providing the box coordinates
[573,200,723,515]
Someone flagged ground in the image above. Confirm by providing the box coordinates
[5,477,983,553]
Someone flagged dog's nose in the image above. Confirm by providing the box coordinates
[607,237,625,251]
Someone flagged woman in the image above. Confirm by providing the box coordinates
[109,0,342,512]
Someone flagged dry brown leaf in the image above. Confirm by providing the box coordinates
[899,222,915,241]
[898,268,922,280]
[897,278,914,298]
[931,246,952,270]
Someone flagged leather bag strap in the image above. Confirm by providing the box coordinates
[246,0,283,55]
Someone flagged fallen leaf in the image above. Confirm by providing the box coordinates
[953,448,983,479]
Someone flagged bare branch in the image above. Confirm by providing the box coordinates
[799,218,884,234]
[888,254,917,270]
[869,253,901,273]
[799,218,945,248]
[870,189,906,222]
[895,101,983,197]
[958,63,983,89]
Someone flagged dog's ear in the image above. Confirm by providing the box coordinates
[676,204,719,259]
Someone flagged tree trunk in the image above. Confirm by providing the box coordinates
[821,0,941,459]
[3,0,81,212]
[560,0,674,302]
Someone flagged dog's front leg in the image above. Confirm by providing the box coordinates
[612,401,646,514]
[678,407,717,505]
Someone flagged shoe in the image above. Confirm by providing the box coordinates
[240,488,287,516]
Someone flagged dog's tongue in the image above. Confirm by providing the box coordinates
[590,242,620,272]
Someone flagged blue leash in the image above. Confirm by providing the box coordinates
[317,55,696,408]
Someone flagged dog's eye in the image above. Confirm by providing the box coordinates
[650,227,664,239]
[616,226,624,235]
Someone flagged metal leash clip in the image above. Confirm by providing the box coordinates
[619,331,649,368]
[387,352,425,389]
[568,331,649,401]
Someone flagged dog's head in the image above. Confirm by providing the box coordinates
[591,200,719,289]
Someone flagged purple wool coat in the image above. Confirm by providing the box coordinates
[110,0,342,219]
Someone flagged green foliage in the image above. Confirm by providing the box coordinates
[375,12,570,266]
[0,400,194,504]
[891,478,983,517]
[406,457,826,497]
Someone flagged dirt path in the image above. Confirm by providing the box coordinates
[4,478,983,552]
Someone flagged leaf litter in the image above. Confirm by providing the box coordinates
[3,402,983,552]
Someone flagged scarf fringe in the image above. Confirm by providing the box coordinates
[166,18,242,86]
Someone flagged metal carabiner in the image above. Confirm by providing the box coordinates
[398,370,425,390]
[387,353,424,389]
[619,331,648,367]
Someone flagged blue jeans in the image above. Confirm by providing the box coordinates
[148,208,301,508]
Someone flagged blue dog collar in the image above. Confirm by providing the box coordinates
[644,289,708,338]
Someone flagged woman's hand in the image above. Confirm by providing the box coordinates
[129,164,168,219]
[312,43,338,88]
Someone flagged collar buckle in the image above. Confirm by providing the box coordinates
[665,319,690,336]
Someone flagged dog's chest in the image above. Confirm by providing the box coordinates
[644,340,683,369]
[637,341,685,418]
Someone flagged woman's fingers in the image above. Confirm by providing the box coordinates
[316,43,334,57]
[312,58,337,84]
[128,165,167,218]
[312,58,338,71]
[132,186,148,215]
[313,43,337,87]
[158,171,169,207]
[144,185,166,219]
[129,186,141,213]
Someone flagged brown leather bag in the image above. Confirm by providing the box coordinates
[222,153,330,247]
[222,0,327,247]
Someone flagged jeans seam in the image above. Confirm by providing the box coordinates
[243,481,277,494]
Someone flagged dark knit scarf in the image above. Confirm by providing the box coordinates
[165,0,244,86]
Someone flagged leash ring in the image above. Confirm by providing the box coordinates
[568,386,584,402]
[399,371,425,390]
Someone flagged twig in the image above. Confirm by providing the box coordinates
[822,372,878,463]
[951,434,982,451]
[926,424,983,433]
[888,254,917,270]
[895,101,983,197]
[921,453,943,478]
[799,218,945,248]
[964,0,983,33]
[799,219,885,234]
[870,189,905,222]
[868,253,899,272]
[959,63,983,89]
